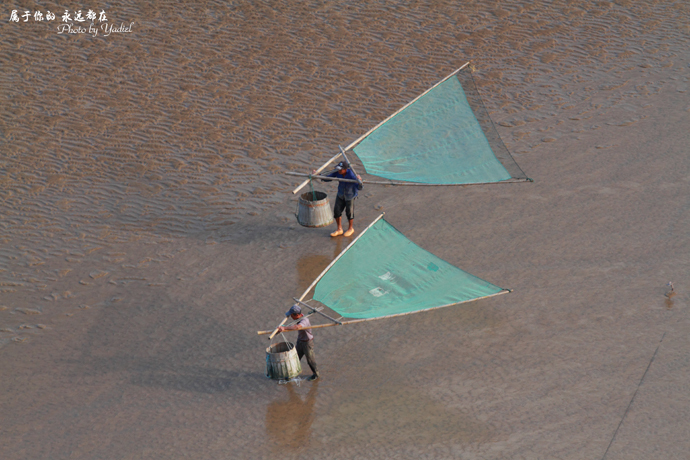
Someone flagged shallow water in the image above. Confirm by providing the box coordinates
[1,1,690,459]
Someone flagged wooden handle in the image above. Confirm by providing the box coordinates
[258,322,343,335]
[292,298,341,325]
[291,151,343,195]
[286,171,361,183]
[338,145,363,186]
[266,317,288,340]
[257,289,511,336]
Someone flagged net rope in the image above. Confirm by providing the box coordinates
[456,67,528,180]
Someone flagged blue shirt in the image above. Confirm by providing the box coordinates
[326,169,363,200]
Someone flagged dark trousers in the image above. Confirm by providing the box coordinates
[333,195,355,221]
[296,340,319,376]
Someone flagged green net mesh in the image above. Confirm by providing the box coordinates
[352,67,527,184]
[313,218,504,319]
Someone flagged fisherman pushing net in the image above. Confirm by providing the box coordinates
[277,304,320,381]
[316,161,363,237]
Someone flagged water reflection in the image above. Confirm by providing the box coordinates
[295,237,344,294]
[265,382,319,451]
[333,236,344,258]
[664,287,676,309]
[296,254,331,294]
[664,296,675,310]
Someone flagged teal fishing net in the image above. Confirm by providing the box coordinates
[352,67,527,184]
[313,218,504,319]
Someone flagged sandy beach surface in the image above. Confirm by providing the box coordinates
[1,1,689,459]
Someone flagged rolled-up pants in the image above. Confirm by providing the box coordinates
[296,339,318,375]
[333,195,355,221]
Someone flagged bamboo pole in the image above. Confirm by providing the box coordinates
[258,322,344,335]
[286,172,360,183]
[290,62,470,194]
[267,317,288,340]
[263,308,320,338]
[292,151,343,195]
[257,289,510,335]
[341,62,470,153]
[292,298,342,325]
[338,145,363,186]
[359,178,534,186]
[286,171,532,186]
[297,213,385,301]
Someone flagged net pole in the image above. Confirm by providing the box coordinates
[292,151,343,195]
[265,307,322,339]
[335,289,511,324]
[287,172,532,186]
[286,171,360,183]
[338,145,363,186]
[291,62,471,194]
[342,62,470,152]
[259,307,319,342]
[360,178,533,186]
[292,298,342,325]
[257,289,510,335]
[267,317,288,340]
[297,213,385,302]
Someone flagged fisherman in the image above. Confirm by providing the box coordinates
[277,304,320,381]
[319,161,363,237]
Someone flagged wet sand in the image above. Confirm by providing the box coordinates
[2,1,690,458]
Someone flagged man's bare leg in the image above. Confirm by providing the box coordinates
[343,220,355,237]
[331,217,344,237]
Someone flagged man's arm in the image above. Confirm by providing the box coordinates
[312,169,338,182]
[277,323,300,333]
[346,169,363,189]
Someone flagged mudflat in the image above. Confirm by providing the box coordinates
[1,1,689,459]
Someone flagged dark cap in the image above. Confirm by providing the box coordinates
[336,161,347,171]
[285,304,301,317]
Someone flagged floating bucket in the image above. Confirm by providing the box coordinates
[266,341,302,380]
[296,191,334,228]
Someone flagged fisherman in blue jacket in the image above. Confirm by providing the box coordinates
[321,161,363,237]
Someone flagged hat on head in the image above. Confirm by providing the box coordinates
[336,161,347,171]
[285,304,301,317]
